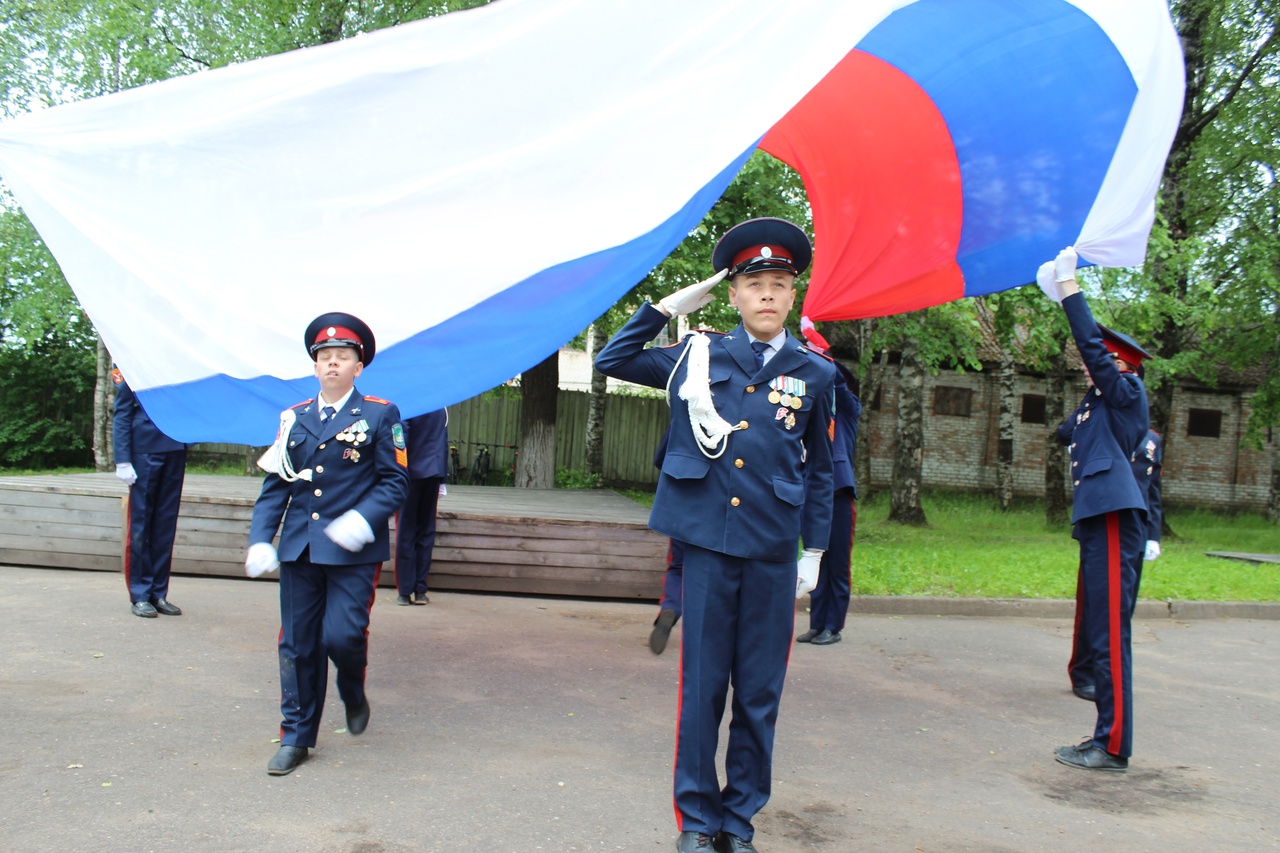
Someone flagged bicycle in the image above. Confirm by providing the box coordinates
[468,444,490,485]
[447,443,462,485]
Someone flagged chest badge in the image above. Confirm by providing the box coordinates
[768,375,806,409]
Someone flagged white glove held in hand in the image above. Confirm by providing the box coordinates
[1144,540,1161,561]
[1036,261,1065,304]
[245,542,279,578]
[1054,246,1079,282]
[115,463,137,485]
[796,548,823,599]
[659,269,728,317]
[325,509,375,552]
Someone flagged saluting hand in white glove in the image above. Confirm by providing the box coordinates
[659,269,728,317]
[1054,246,1079,282]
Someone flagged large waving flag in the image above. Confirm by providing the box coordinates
[0,0,1182,445]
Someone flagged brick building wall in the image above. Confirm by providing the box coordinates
[862,368,1274,511]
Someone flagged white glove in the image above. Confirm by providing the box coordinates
[1036,261,1064,304]
[245,542,279,578]
[438,483,448,498]
[796,548,823,599]
[1144,540,1161,561]
[1054,246,1079,282]
[115,462,137,485]
[658,269,728,317]
[325,509,375,552]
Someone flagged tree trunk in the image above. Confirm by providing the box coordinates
[1268,435,1280,525]
[93,334,113,471]
[888,335,927,526]
[995,351,1015,511]
[1044,348,1070,525]
[854,347,888,502]
[515,351,558,488]
[584,323,608,478]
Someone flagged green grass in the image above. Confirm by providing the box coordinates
[615,487,1280,603]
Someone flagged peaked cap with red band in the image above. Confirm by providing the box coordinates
[712,217,812,278]
[1097,323,1152,368]
[305,312,377,366]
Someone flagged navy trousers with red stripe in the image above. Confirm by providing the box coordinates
[808,489,855,632]
[123,449,186,604]
[674,543,795,841]
[1072,509,1142,758]
[277,557,378,748]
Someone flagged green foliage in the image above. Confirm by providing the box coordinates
[852,490,1280,601]
[0,330,96,468]
[554,468,602,490]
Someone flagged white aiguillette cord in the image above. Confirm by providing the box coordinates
[256,407,313,482]
[666,332,743,460]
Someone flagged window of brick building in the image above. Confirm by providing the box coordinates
[1021,394,1046,424]
[1187,408,1223,438]
[933,386,973,417]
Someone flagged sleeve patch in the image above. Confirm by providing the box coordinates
[111,367,124,386]
[395,448,408,468]
[391,423,406,449]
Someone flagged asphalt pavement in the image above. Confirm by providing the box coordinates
[1,564,1277,852]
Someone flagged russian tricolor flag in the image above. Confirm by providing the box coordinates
[0,0,1182,445]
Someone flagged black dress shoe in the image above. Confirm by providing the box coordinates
[795,628,819,643]
[714,832,759,852]
[1054,741,1128,771]
[650,609,678,655]
[1072,683,1096,701]
[346,698,370,735]
[811,629,842,646]
[675,831,715,852]
[396,594,413,606]
[152,598,182,616]
[413,590,429,604]
[131,601,158,618]
[267,745,307,776]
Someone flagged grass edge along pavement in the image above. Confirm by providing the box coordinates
[623,487,1280,606]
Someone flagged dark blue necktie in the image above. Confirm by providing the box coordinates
[751,340,770,371]
[321,405,336,423]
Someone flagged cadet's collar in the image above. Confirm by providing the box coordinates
[317,387,355,412]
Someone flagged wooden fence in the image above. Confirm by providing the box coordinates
[192,389,672,488]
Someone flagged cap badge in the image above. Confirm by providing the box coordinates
[760,246,773,258]
[327,326,337,336]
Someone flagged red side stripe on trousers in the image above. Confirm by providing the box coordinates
[1105,512,1125,754]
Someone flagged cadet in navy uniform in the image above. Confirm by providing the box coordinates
[648,428,686,656]
[1067,426,1162,700]
[796,332,861,647]
[245,313,410,776]
[1037,248,1150,771]
[597,218,836,853]
[395,409,449,605]
[113,369,188,618]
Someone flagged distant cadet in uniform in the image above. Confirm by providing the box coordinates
[113,369,189,618]
[1067,425,1162,700]
[395,408,449,605]
[1038,248,1151,772]
[796,330,862,647]
[596,217,836,853]
[648,428,685,656]
[246,313,410,776]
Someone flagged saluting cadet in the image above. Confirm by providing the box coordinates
[596,217,836,853]
[113,369,189,618]
[394,408,449,605]
[245,313,410,776]
[796,330,862,647]
[1067,426,1163,700]
[1038,248,1150,771]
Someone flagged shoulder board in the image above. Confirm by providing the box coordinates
[691,327,727,336]
[290,399,314,410]
[1150,429,1162,438]
[111,367,124,386]
[801,344,835,362]
[363,395,392,405]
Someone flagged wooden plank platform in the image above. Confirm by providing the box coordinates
[1205,551,1280,565]
[0,474,667,599]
